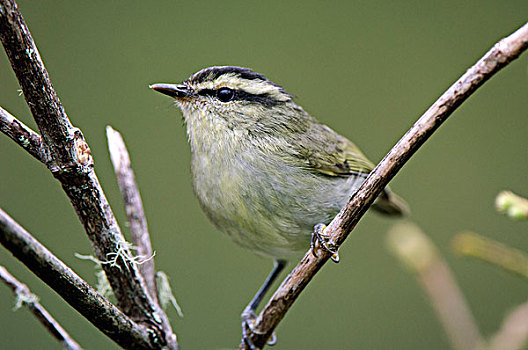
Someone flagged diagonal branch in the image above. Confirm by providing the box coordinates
[0,265,82,350]
[0,1,177,347]
[0,106,48,163]
[0,0,74,168]
[0,208,154,349]
[241,21,528,349]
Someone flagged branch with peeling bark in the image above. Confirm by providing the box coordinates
[0,0,156,325]
[240,21,528,349]
[0,0,177,348]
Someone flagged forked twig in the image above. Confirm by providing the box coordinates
[0,208,153,349]
[0,0,177,347]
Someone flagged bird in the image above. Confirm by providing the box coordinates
[150,66,408,347]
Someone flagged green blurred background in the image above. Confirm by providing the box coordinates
[1,1,527,349]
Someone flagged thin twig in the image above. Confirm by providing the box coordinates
[0,265,82,350]
[453,232,528,278]
[488,300,528,350]
[106,126,158,302]
[0,208,154,349]
[106,126,178,335]
[0,106,48,163]
[0,1,177,347]
[387,223,482,350]
[241,21,528,349]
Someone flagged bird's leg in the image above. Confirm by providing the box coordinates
[311,223,340,263]
[242,259,286,348]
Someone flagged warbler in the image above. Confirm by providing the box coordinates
[151,66,408,345]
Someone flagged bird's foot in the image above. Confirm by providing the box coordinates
[311,223,340,263]
[241,311,277,349]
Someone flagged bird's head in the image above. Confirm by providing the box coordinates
[150,66,307,132]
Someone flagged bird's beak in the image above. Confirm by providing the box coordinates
[149,83,193,99]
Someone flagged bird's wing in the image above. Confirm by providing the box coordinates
[291,123,376,177]
[284,122,409,216]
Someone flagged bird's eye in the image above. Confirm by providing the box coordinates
[216,88,235,102]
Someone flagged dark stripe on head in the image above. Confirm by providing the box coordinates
[198,88,280,107]
[189,66,268,84]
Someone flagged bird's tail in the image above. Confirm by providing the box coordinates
[372,189,410,217]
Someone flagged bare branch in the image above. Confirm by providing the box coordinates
[0,208,155,349]
[106,126,178,339]
[0,0,75,168]
[0,265,82,350]
[0,106,48,163]
[106,126,158,302]
[241,21,528,349]
[387,223,482,350]
[489,300,528,350]
[0,2,177,347]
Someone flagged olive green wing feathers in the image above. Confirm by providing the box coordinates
[293,124,375,177]
[292,123,409,216]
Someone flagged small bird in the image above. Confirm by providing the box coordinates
[151,66,407,346]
